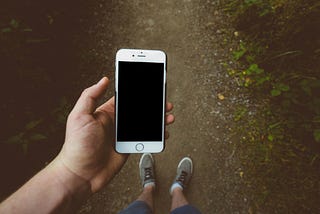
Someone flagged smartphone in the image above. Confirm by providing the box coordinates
[115,49,167,153]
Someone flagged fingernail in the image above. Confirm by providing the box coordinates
[98,77,108,85]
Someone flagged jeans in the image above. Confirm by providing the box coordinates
[119,200,201,214]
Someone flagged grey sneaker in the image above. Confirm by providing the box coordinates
[139,153,155,188]
[170,157,193,193]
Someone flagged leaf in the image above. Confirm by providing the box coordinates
[25,119,43,130]
[246,55,255,63]
[233,50,246,60]
[267,134,274,141]
[248,64,264,74]
[234,107,247,121]
[249,63,258,70]
[268,122,281,129]
[256,75,270,85]
[271,89,281,96]
[233,42,247,60]
[217,93,225,100]
[10,19,19,28]
[313,129,320,142]
[22,28,32,32]
[278,83,290,92]
[239,171,244,178]
[1,27,11,33]
[6,133,24,144]
[30,133,47,142]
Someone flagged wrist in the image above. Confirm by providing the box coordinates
[0,156,91,214]
[47,157,91,206]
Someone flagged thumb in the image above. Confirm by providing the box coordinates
[71,77,109,115]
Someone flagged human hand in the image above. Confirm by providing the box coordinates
[54,77,174,193]
[0,77,174,214]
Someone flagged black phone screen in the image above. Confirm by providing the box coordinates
[117,61,165,141]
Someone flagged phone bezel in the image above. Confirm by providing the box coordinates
[115,49,167,153]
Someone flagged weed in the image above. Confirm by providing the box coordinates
[224,0,320,212]
[1,19,32,33]
[4,96,71,154]
[5,119,46,154]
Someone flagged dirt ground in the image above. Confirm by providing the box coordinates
[77,0,248,213]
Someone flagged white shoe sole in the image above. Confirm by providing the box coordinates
[177,157,193,174]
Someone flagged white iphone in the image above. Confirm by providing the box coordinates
[115,49,167,153]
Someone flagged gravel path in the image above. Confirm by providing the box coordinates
[79,0,248,213]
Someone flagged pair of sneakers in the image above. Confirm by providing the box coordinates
[139,153,193,194]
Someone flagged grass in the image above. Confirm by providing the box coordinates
[221,0,320,212]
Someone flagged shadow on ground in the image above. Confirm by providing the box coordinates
[0,0,116,199]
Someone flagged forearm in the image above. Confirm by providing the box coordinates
[0,158,91,214]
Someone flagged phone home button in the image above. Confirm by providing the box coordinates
[135,143,144,152]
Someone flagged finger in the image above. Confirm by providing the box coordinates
[165,131,169,139]
[97,96,115,122]
[100,99,172,113]
[166,114,175,125]
[97,96,115,112]
[71,77,109,115]
[166,102,173,112]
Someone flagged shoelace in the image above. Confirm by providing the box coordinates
[176,171,188,186]
[144,167,153,181]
